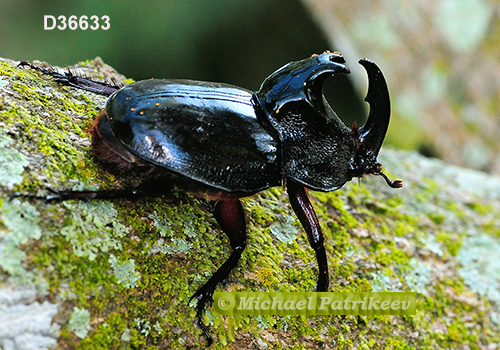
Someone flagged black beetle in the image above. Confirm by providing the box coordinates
[17,51,401,344]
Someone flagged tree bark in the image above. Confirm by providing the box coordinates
[1,57,500,349]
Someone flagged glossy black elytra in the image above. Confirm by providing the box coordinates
[17,52,401,344]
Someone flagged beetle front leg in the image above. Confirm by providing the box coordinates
[189,198,247,345]
[287,180,329,291]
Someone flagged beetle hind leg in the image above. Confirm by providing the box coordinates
[18,60,120,96]
[189,198,247,345]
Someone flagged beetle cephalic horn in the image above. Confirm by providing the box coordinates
[350,59,402,188]
[349,59,391,177]
[358,59,390,159]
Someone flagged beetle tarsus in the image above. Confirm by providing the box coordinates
[191,298,214,346]
[190,246,245,345]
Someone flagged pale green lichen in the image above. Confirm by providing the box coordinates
[0,198,48,290]
[134,318,152,337]
[457,234,500,304]
[108,254,141,289]
[157,238,193,255]
[153,321,163,335]
[0,199,41,245]
[68,306,91,339]
[419,234,444,257]
[149,211,173,237]
[491,312,500,328]
[403,259,432,296]
[183,218,198,239]
[59,201,128,260]
[149,210,196,254]
[269,216,299,243]
[0,135,29,189]
[120,327,131,341]
[371,271,402,292]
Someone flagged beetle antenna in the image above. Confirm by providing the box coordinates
[367,163,402,188]
[376,170,403,188]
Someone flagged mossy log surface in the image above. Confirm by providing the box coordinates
[1,57,500,350]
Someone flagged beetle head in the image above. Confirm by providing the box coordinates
[349,59,402,188]
[254,52,401,191]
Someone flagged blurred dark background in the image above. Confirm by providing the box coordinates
[0,0,365,127]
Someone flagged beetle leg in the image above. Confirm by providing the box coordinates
[189,198,247,345]
[287,180,329,291]
[18,60,120,96]
[10,188,147,202]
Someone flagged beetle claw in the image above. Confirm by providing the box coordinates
[189,289,215,345]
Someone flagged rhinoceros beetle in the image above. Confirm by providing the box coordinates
[17,51,401,344]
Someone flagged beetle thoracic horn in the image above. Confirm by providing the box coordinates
[356,58,391,164]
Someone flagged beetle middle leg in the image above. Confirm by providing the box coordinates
[287,180,329,291]
[10,188,149,202]
[189,198,247,345]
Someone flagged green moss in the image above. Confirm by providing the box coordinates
[427,212,446,225]
[435,231,462,256]
[383,336,415,350]
[77,313,128,349]
[466,201,494,215]
[256,267,275,287]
